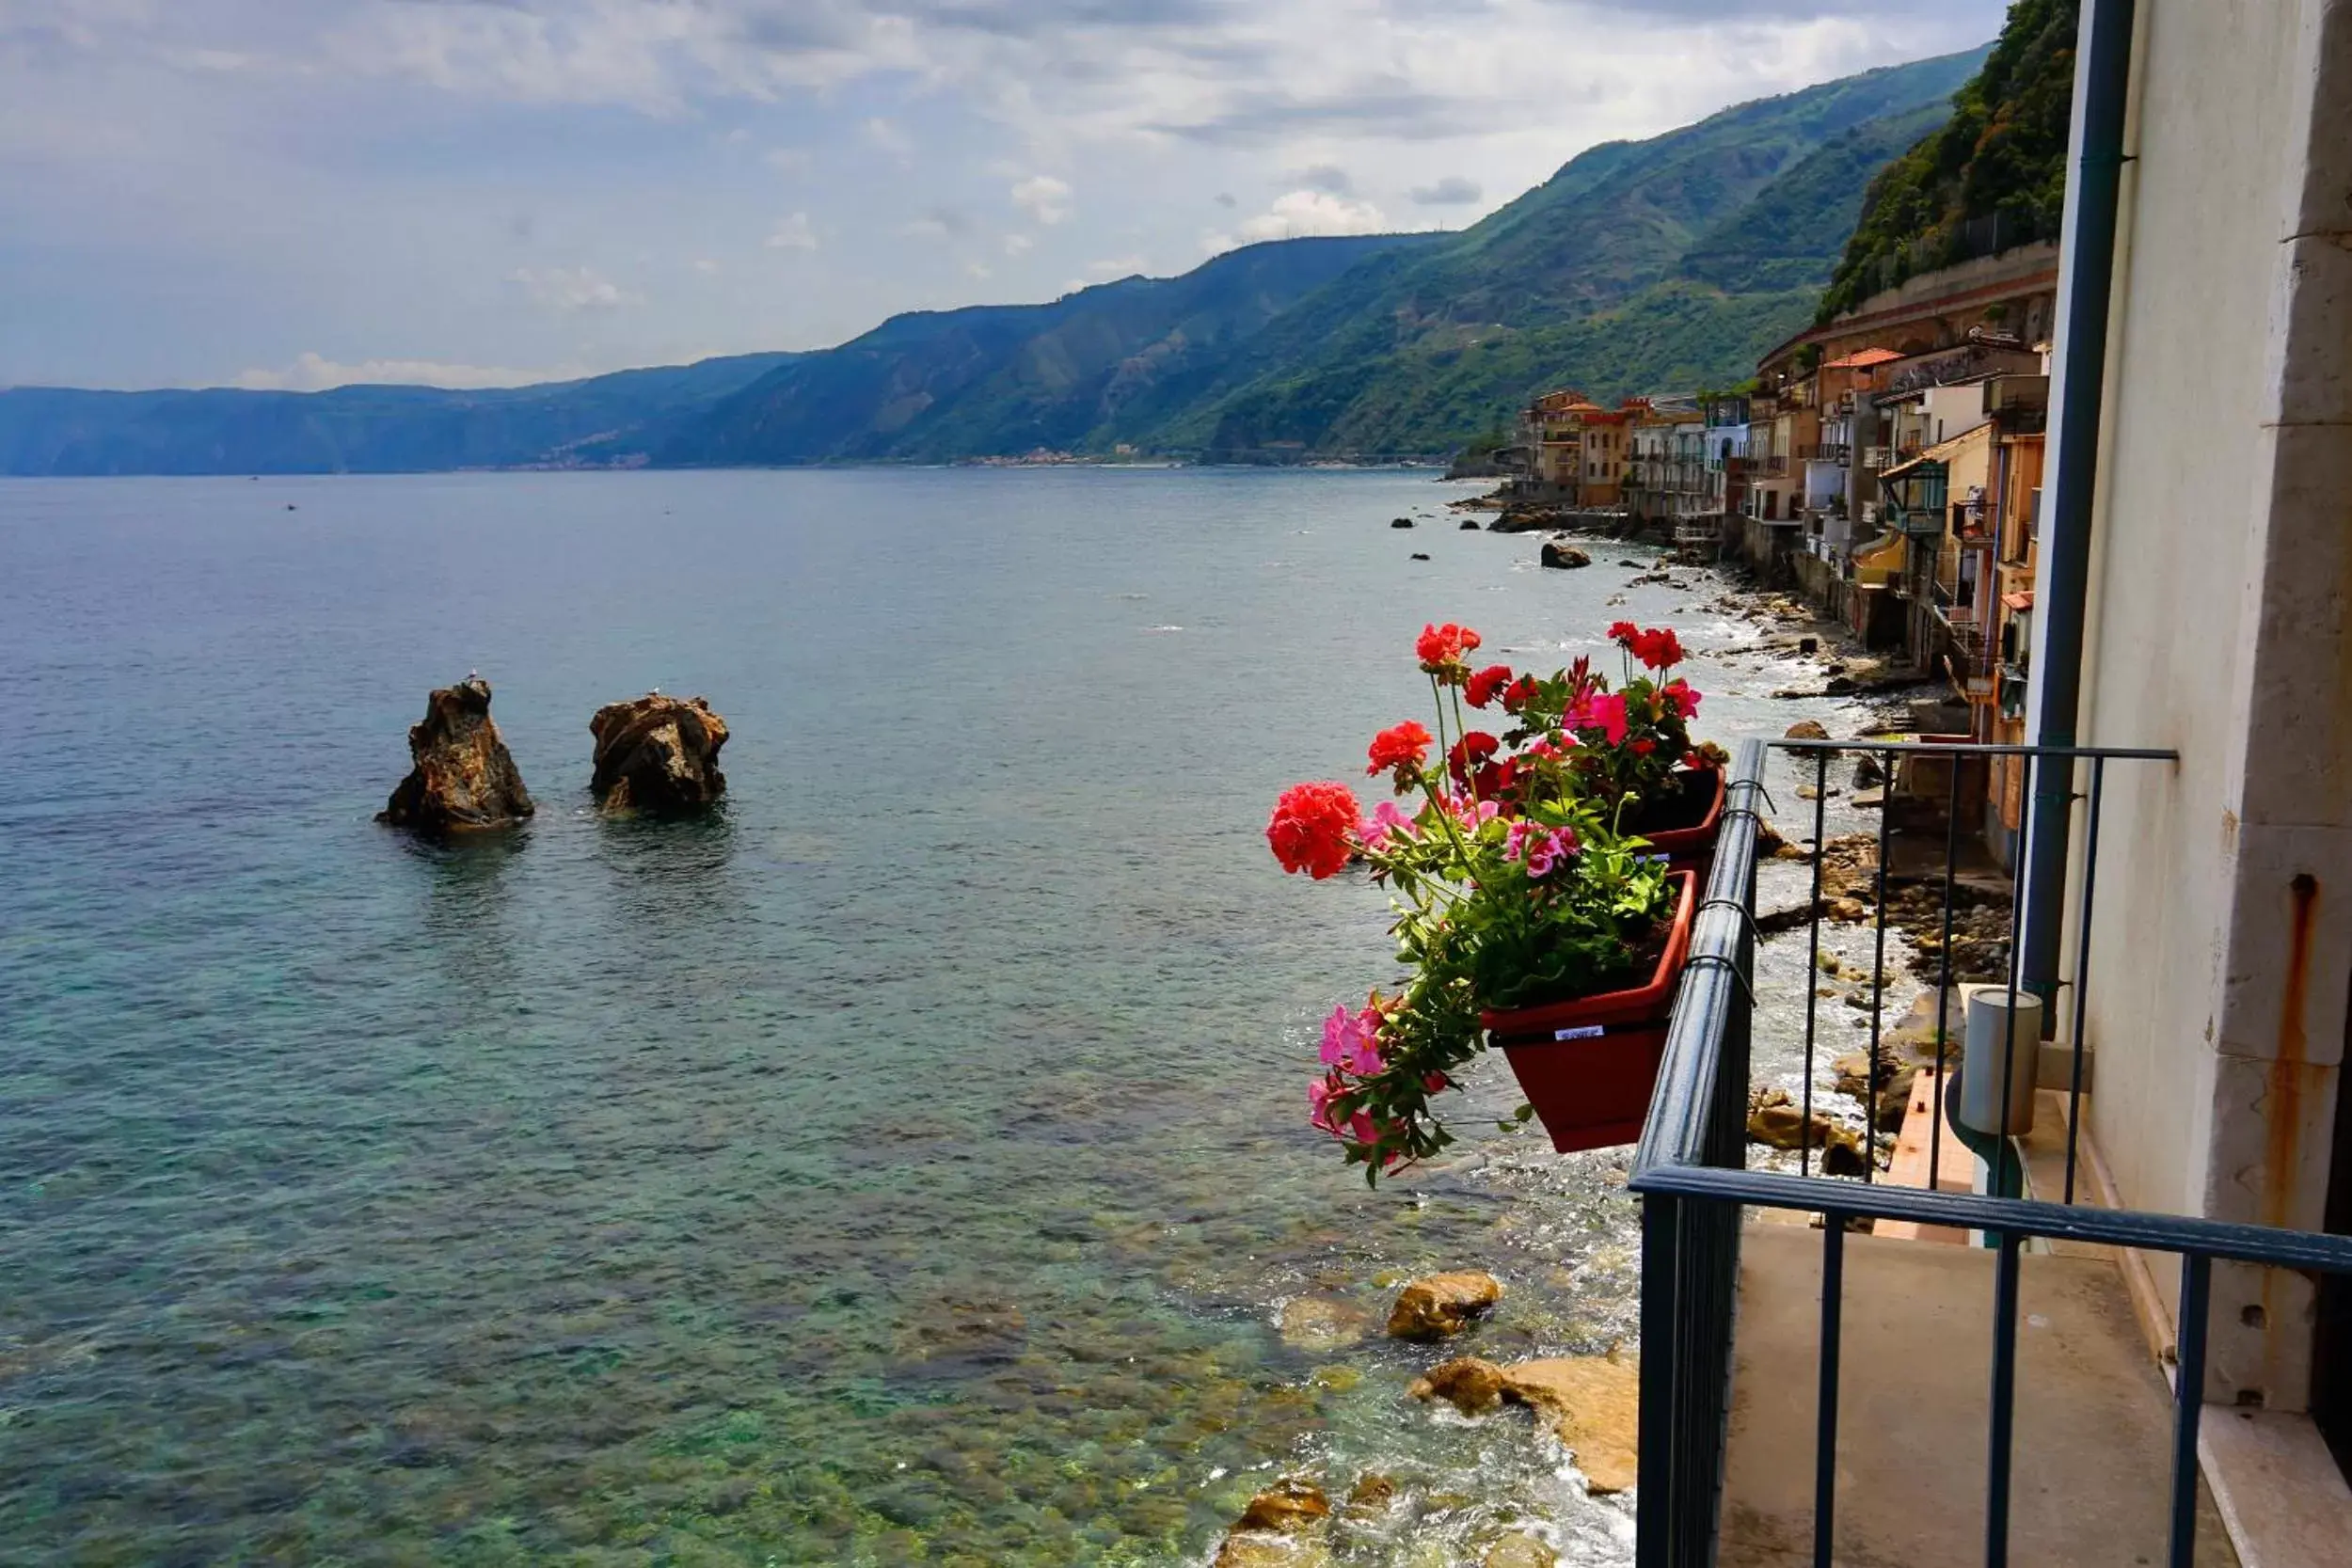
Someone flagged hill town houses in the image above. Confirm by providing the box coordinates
[1507,240,2061,786]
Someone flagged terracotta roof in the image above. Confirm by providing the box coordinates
[1823,347,1903,369]
[2002,590,2035,611]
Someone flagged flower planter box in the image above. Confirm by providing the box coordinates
[1479,870,1696,1152]
[1633,764,1725,876]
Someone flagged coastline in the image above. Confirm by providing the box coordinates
[1201,512,1920,1567]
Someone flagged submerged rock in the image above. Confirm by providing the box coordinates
[588,693,729,814]
[1391,516,1415,529]
[377,676,534,832]
[1484,1532,1560,1568]
[1386,1271,1503,1340]
[1278,1296,1371,1352]
[1232,1479,1330,1533]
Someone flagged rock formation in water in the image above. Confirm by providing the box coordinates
[1540,539,1592,569]
[588,692,729,814]
[378,677,535,832]
[1385,1270,1503,1339]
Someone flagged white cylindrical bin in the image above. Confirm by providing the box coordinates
[1958,988,2044,1138]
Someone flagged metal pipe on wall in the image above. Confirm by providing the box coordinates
[2017,0,2138,1015]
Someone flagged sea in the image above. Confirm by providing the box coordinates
[0,468,1862,1566]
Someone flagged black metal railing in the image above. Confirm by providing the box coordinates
[1629,737,2352,1568]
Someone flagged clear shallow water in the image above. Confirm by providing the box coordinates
[0,469,1853,1566]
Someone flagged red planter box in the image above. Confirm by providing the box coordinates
[1479,871,1697,1152]
[1637,764,1725,877]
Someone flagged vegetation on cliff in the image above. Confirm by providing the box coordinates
[1815,0,2079,323]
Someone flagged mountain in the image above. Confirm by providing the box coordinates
[1138,46,1989,459]
[1816,0,2078,321]
[0,354,798,476]
[0,44,1992,475]
[658,233,1444,466]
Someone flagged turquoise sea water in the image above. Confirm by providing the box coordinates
[0,470,1846,1566]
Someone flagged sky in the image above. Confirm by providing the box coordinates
[0,0,2008,392]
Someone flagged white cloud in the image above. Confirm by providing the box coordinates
[763,146,811,172]
[692,257,723,274]
[1009,173,1072,226]
[765,212,819,250]
[230,352,584,392]
[1206,188,1391,253]
[1087,254,1146,279]
[505,265,634,311]
[1003,232,1035,257]
[864,115,913,155]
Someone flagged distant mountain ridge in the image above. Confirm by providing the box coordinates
[0,354,800,477]
[0,44,1991,476]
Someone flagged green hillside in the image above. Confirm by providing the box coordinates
[1816,0,2079,321]
[1143,47,1987,458]
[663,234,1442,466]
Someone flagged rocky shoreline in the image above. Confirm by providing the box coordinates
[1210,513,1940,1567]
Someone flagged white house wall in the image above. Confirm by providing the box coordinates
[2066,0,2352,1409]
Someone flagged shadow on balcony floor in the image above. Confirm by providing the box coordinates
[1717,1223,2237,1567]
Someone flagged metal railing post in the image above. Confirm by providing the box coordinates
[1638,1189,1683,1568]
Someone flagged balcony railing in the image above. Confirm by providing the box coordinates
[1797,443,1851,464]
[1748,455,1788,477]
[1629,738,2352,1568]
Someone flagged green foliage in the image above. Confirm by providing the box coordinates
[1815,0,2080,322]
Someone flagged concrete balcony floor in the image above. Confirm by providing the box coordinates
[1716,1221,2237,1566]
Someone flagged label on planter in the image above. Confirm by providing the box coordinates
[1552,1024,1606,1041]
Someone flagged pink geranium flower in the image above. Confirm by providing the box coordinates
[1319,1003,1385,1075]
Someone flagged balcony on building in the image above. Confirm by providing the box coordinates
[1627,739,2352,1568]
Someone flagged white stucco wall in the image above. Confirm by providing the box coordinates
[2062,0,2352,1407]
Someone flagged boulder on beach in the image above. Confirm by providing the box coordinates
[1459,518,1483,531]
[1539,540,1591,570]
[589,693,729,815]
[1391,516,1415,529]
[1386,1271,1502,1340]
[377,676,534,832]
[1498,1356,1641,1495]
[1784,720,1831,741]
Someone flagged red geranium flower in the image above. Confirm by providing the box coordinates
[1661,677,1701,716]
[1445,731,1500,786]
[1464,664,1515,709]
[1415,622,1483,673]
[1266,781,1361,879]
[1365,720,1433,777]
[1631,738,1656,756]
[1607,620,1640,644]
[1633,626,1685,671]
[1502,674,1539,712]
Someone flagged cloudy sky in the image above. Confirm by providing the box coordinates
[0,0,2006,391]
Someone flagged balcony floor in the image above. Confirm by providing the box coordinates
[1717,1222,2237,1567]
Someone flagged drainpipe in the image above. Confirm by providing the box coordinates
[2018,0,2137,1016]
